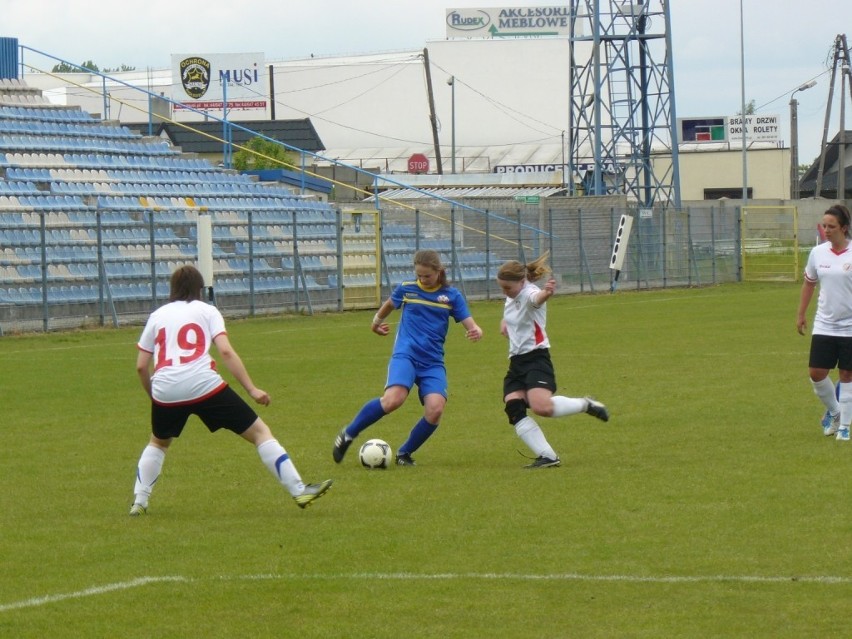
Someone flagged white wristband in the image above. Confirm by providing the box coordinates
[372,314,383,326]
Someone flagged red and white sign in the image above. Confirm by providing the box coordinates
[407,153,430,174]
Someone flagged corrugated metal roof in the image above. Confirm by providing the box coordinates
[318,143,566,174]
[141,119,325,155]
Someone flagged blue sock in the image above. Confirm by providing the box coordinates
[346,398,386,438]
[398,417,438,455]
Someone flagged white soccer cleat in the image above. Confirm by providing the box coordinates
[293,479,333,509]
[823,412,840,436]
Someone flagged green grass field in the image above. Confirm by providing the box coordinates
[1,282,851,638]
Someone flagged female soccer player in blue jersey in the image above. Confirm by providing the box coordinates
[497,253,609,468]
[333,250,483,466]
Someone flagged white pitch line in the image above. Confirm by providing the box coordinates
[0,576,187,613]
[4,571,849,613]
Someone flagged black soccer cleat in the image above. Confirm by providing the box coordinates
[584,397,609,422]
[524,456,561,469]
[332,429,353,463]
[395,452,416,466]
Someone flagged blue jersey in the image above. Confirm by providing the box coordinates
[390,279,471,366]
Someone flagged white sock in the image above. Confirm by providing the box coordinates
[257,439,305,496]
[133,444,166,507]
[551,396,587,417]
[812,377,840,416]
[839,382,852,429]
[515,416,558,460]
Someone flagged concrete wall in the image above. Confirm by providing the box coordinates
[653,147,790,201]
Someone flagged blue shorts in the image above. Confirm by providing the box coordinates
[386,355,448,403]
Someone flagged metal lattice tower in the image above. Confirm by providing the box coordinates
[569,0,681,209]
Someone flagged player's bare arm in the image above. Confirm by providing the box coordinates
[213,334,270,405]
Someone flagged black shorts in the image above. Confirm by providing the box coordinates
[503,348,557,397]
[151,385,258,439]
[809,334,852,371]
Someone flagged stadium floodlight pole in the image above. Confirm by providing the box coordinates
[447,75,456,174]
[609,214,634,293]
[789,80,817,199]
[739,0,748,203]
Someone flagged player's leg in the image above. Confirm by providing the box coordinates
[822,381,842,432]
[396,394,444,465]
[396,366,446,465]
[248,423,332,508]
[243,420,332,507]
[204,387,332,508]
[242,418,308,496]
[833,338,852,441]
[131,435,171,515]
[334,357,414,462]
[809,334,841,435]
[522,353,608,422]
[131,402,186,515]
[505,391,560,468]
[504,358,559,467]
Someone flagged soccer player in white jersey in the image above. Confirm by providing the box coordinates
[332,250,483,466]
[129,265,332,515]
[496,253,609,468]
[797,204,852,441]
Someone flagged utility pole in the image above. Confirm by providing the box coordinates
[816,34,851,199]
[789,80,817,199]
[422,48,443,175]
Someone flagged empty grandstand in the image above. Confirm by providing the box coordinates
[0,78,527,332]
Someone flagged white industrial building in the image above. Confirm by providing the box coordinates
[19,35,828,204]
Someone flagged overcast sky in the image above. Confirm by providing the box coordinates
[4,0,850,163]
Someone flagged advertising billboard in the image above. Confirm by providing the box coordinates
[446,6,573,38]
[171,52,267,112]
[679,115,780,145]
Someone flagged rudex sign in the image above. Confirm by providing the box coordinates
[446,6,574,38]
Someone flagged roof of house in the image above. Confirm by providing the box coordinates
[133,119,325,155]
[243,168,332,195]
[799,131,852,197]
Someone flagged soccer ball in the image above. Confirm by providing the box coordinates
[359,438,392,469]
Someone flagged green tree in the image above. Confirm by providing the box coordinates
[51,60,100,73]
[232,136,297,171]
[737,99,756,115]
[103,64,137,73]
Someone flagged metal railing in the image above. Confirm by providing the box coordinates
[0,200,744,334]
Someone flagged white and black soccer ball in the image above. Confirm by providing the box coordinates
[359,438,392,469]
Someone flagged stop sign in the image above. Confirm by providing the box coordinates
[407,153,429,174]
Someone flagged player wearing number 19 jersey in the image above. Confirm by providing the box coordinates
[129,265,332,514]
[137,299,227,405]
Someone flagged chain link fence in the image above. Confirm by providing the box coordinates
[1,196,746,334]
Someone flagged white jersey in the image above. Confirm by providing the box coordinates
[503,280,550,357]
[137,300,228,405]
[804,242,852,336]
